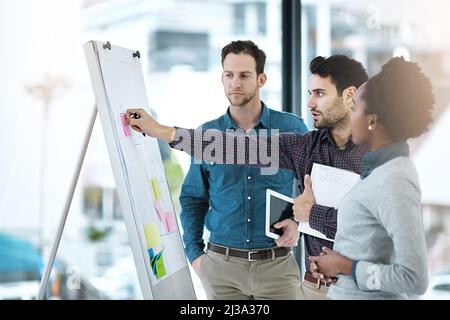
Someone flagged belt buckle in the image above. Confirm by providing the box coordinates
[317,278,331,289]
[315,277,321,289]
[315,277,329,289]
[248,250,258,261]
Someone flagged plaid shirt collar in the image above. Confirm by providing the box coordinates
[321,128,357,151]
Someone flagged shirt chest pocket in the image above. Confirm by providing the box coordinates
[203,162,243,191]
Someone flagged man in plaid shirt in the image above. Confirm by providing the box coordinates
[127,55,369,300]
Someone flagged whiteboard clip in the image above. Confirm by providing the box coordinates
[133,50,141,59]
[103,41,112,50]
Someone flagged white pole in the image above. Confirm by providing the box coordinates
[37,106,97,300]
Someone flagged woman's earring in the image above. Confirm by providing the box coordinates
[368,125,373,130]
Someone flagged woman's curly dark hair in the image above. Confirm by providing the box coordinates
[362,57,435,140]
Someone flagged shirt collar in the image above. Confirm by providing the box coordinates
[361,140,410,179]
[321,129,356,151]
[224,101,270,130]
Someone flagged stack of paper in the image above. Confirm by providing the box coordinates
[310,163,361,208]
[297,163,361,242]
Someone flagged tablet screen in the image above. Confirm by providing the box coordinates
[268,194,294,236]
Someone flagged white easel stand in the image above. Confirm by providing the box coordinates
[37,107,97,300]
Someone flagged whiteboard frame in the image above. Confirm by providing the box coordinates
[84,40,195,299]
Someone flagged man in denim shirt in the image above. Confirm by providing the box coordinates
[179,41,308,299]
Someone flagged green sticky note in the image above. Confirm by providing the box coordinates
[155,254,167,279]
[144,223,161,248]
[151,179,162,200]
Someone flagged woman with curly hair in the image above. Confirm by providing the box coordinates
[309,57,435,299]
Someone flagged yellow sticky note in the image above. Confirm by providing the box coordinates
[155,254,167,279]
[144,223,161,248]
[150,179,162,200]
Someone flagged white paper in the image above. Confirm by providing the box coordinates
[298,222,334,242]
[295,163,360,241]
[310,163,361,208]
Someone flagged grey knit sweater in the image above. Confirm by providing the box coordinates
[328,156,429,300]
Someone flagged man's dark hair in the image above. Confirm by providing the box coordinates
[221,40,266,75]
[310,55,368,95]
[362,57,435,140]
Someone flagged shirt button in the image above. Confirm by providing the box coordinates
[246,239,250,243]
[247,176,251,180]
[247,219,251,222]
[247,196,251,200]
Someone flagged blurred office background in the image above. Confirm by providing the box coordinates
[0,0,449,300]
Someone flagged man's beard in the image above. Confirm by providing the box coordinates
[226,90,256,107]
[314,97,350,130]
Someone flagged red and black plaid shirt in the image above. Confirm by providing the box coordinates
[170,127,369,270]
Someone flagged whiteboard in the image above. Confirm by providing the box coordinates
[84,40,196,299]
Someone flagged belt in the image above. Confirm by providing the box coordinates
[303,271,331,289]
[207,243,291,261]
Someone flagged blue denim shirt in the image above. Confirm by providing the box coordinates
[179,102,308,263]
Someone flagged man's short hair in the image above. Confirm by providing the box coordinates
[310,55,368,95]
[221,40,266,75]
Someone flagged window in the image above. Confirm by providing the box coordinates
[150,31,209,72]
[233,2,267,35]
[301,0,450,283]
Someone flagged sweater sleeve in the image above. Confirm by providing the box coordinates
[354,174,429,295]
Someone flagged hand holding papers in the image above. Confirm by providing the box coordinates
[295,163,360,241]
[293,175,315,222]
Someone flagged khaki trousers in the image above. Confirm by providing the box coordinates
[199,249,301,300]
[296,280,329,300]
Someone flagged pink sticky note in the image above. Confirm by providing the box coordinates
[120,113,131,137]
[154,201,165,221]
[166,213,177,233]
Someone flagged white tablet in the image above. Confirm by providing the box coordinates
[265,189,294,239]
